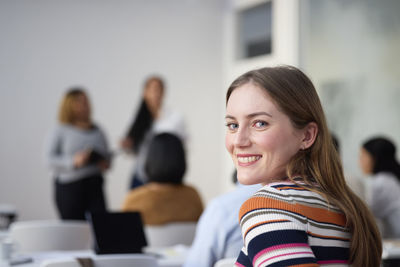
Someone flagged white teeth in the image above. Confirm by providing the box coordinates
[237,156,261,163]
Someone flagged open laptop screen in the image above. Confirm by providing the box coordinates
[86,211,147,254]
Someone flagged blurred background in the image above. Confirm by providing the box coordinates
[1,0,399,220]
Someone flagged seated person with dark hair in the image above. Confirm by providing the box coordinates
[122,133,203,225]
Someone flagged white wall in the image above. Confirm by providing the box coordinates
[300,0,400,177]
[0,0,225,220]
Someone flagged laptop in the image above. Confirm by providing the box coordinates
[86,211,148,255]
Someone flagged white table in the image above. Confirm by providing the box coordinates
[0,245,188,267]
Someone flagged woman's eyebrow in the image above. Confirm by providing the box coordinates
[225,112,272,120]
[247,111,272,118]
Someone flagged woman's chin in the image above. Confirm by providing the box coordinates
[237,175,258,185]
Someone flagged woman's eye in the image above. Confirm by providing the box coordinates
[226,123,238,131]
[253,121,267,128]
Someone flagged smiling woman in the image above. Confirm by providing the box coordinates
[225,66,382,267]
[225,82,316,186]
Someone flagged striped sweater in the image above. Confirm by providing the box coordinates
[236,182,350,267]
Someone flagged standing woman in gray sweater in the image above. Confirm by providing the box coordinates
[46,88,111,220]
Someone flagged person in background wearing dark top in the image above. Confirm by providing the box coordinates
[46,88,111,220]
[359,137,400,238]
[121,133,202,225]
[120,76,186,189]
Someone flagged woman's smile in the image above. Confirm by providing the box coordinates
[236,154,262,166]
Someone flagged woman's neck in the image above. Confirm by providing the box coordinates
[149,106,161,119]
[261,176,290,186]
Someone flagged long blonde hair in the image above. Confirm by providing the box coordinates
[226,65,382,267]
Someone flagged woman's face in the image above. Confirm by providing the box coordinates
[72,93,90,122]
[144,80,163,113]
[359,148,374,175]
[225,83,305,185]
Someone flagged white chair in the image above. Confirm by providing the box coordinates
[9,220,92,253]
[40,255,159,267]
[40,259,80,267]
[214,257,236,267]
[144,222,197,247]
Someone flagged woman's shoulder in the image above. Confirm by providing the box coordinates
[54,122,70,130]
[122,185,155,211]
[180,184,200,193]
[252,181,320,200]
[374,172,398,181]
[372,172,400,189]
[239,183,292,216]
[54,123,102,134]
[90,123,108,137]
[166,184,203,200]
[173,184,203,205]
[50,123,75,135]
[125,184,155,201]
[255,181,329,199]
[134,183,197,195]
[239,181,344,224]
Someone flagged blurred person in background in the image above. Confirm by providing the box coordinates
[184,171,260,267]
[359,136,400,238]
[120,75,187,189]
[46,88,111,220]
[122,133,202,225]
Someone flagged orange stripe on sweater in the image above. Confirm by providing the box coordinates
[240,197,346,226]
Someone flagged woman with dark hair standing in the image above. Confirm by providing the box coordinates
[120,76,186,189]
[121,133,203,225]
[225,66,381,266]
[46,88,111,220]
[359,137,400,238]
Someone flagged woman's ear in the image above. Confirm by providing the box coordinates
[301,122,318,149]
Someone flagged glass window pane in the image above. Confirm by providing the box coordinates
[237,1,272,59]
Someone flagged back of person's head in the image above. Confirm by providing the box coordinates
[226,65,381,266]
[145,133,186,184]
[362,137,400,180]
[58,87,90,124]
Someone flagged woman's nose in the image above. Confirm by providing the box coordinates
[234,127,251,147]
